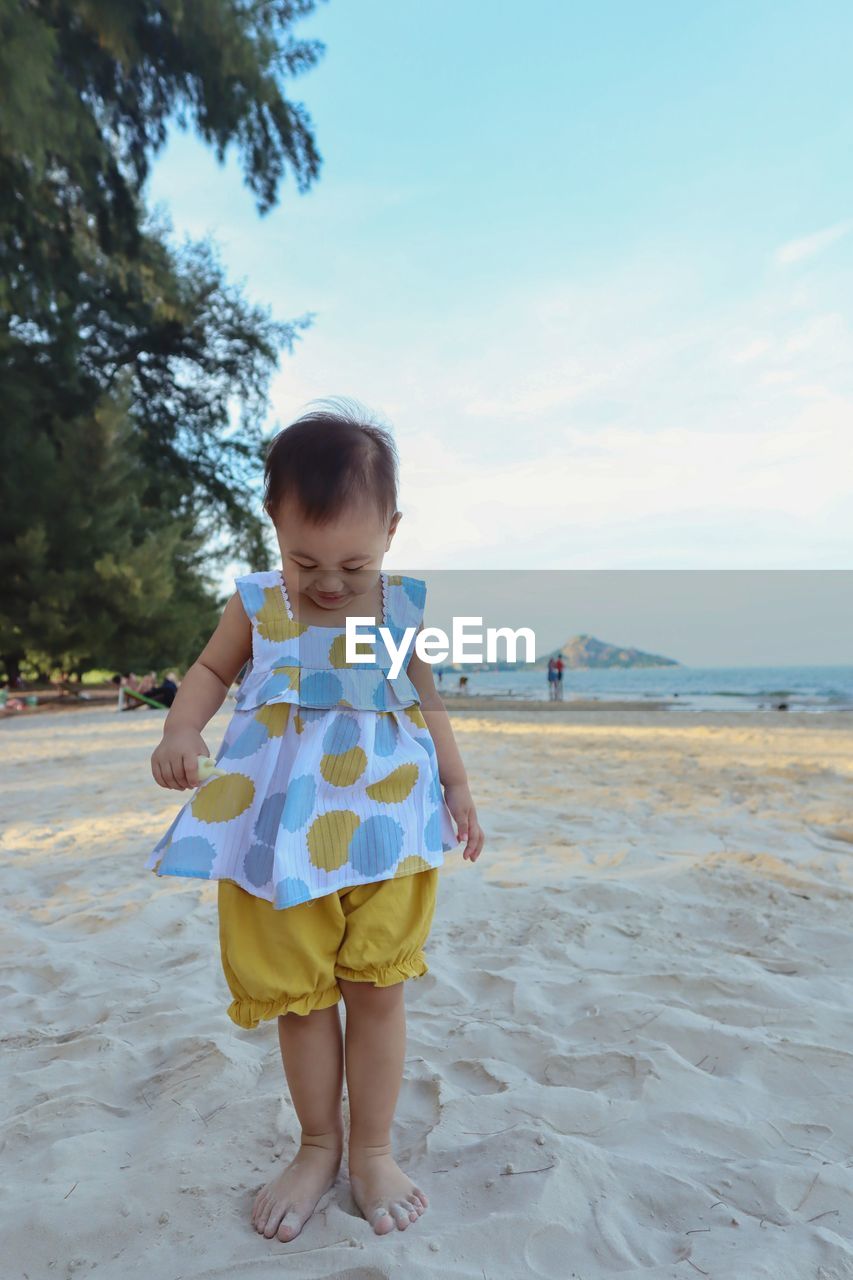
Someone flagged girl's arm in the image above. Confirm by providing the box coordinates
[151,593,252,792]
[406,636,485,863]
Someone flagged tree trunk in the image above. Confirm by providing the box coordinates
[2,653,24,686]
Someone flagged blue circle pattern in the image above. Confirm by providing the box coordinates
[270,651,301,668]
[403,578,427,610]
[223,719,269,759]
[374,715,397,757]
[372,681,391,710]
[254,791,287,846]
[257,671,298,702]
[160,836,218,876]
[239,581,266,615]
[349,814,403,873]
[299,706,328,726]
[322,714,360,754]
[281,774,316,831]
[300,670,344,704]
[424,808,443,851]
[244,842,275,887]
[275,876,313,908]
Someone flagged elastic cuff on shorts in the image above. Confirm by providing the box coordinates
[226,983,341,1029]
[334,955,429,987]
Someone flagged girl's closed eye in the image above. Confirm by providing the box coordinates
[288,559,370,573]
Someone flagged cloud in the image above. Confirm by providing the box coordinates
[775,220,852,266]
[255,244,853,570]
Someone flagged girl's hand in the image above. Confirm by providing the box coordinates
[443,782,485,862]
[151,730,210,791]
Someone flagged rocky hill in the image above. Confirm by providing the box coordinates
[551,634,679,669]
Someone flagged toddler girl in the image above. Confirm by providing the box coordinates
[145,400,485,1243]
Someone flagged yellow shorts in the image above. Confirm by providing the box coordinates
[217,868,439,1029]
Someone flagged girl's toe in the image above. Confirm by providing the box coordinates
[390,1201,411,1228]
[370,1207,395,1234]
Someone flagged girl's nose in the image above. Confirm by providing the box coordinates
[316,574,345,594]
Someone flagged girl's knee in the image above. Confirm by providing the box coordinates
[338,975,404,1007]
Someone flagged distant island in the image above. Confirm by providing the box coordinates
[545,634,680,670]
[436,632,680,674]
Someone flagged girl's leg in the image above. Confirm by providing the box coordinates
[339,978,429,1235]
[252,1003,346,1242]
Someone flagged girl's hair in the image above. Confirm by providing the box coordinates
[263,397,399,525]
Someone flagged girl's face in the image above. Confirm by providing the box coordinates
[274,498,401,614]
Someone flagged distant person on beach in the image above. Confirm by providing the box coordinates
[547,657,559,700]
[117,670,180,710]
[147,671,180,707]
[115,670,156,694]
[555,655,565,701]
[144,401,485,1244]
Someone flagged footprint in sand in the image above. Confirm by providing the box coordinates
[523,1223,577,1277]
[445,1057,509,1095]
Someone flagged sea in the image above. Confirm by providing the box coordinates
[436,665,853,714]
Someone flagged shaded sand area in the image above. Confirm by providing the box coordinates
[3,703,853,1279]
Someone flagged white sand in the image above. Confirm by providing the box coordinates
[3,704,853,1279]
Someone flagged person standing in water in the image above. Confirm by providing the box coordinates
[547,656,558,700]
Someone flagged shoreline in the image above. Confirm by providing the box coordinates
[439,694,853,728]
[5,678,852,725]
[0,688,675,724]
[4,696,853,737]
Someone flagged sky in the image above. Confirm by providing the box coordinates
[145,0,853,615]
[418,571,853,666]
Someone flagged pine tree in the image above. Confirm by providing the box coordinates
[0,0,327,677]
[0,376,220,680]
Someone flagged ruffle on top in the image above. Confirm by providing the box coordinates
[233,570,427,712]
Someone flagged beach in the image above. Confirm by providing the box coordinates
[3,700,853,1279]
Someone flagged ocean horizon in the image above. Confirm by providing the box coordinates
[436,664,853,713]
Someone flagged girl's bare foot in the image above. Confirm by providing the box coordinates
[349,1142,429,1235]
[252,1134,343,1242]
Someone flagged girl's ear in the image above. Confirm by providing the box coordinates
[386,510,402,547]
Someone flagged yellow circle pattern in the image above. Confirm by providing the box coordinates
[365,763,419,803]
[254,703,292,737]
[192,773,255,823]
[320,746,368,787]
[255,587,307,642]
[307,810,361,871]
[328,633,354,669]
[394,855,433,877]
[405,705,427,729]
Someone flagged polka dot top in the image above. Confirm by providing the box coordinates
[144,570,458,909]
[233,569,425,712]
